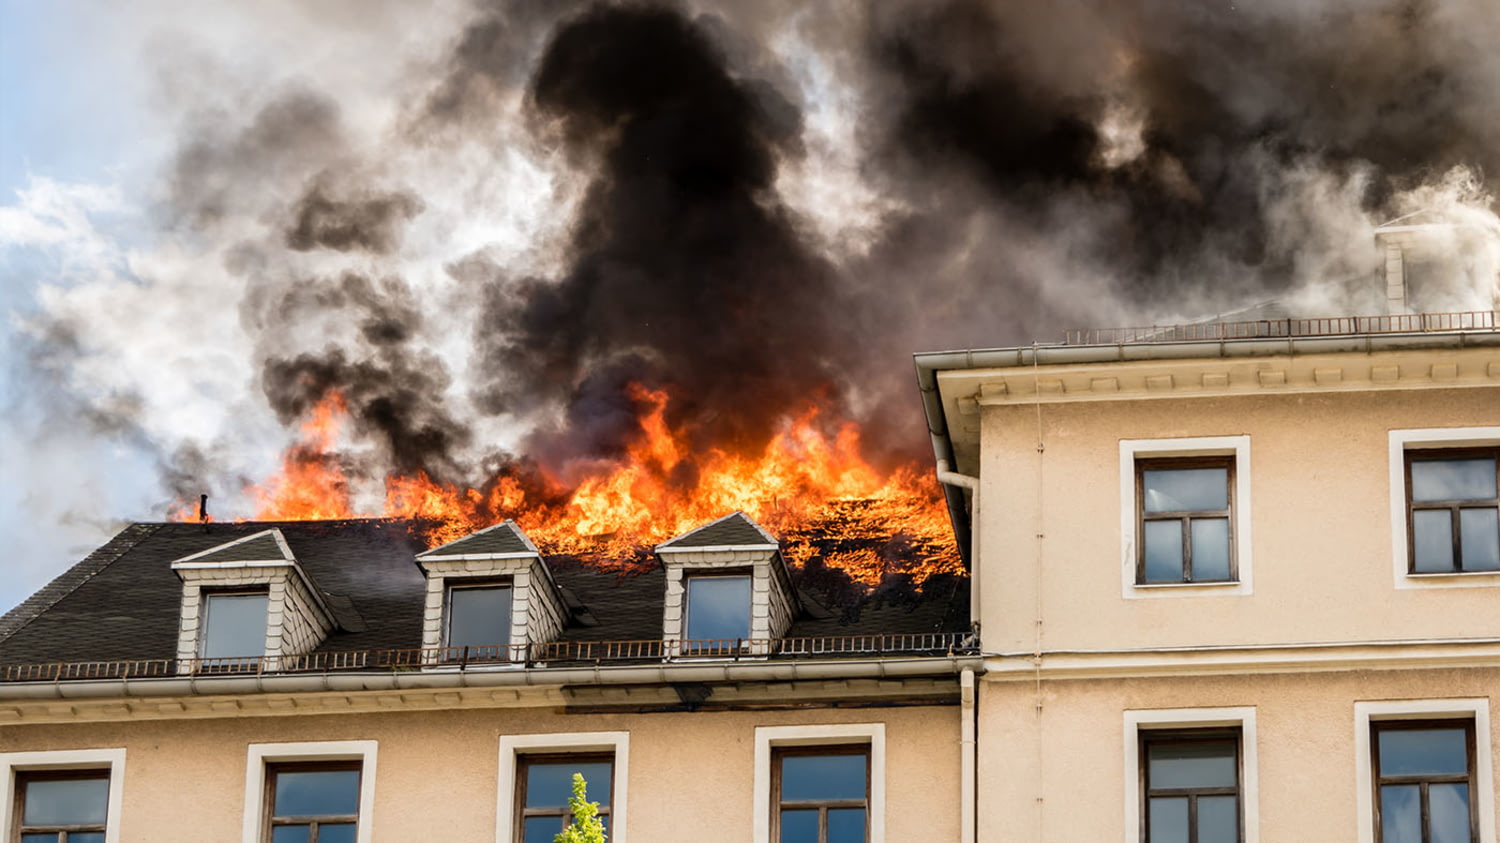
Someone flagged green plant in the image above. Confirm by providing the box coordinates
[554,773,607,843]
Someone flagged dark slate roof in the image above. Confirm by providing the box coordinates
[0,518,969,666]
[416,520,535,558]
[175,530,291,564]
[657,511,776,549]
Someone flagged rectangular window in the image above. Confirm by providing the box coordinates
[516,754,613,843]
[13,770,110,843]
[683,574,752,649]
[1140,730,1242,843]
[1405,449,1500,574]
[200,591,269,660]
[1371,720,1479,843]
[773,747,869,843]
[444,582,513,657]
[264,762,361,843]
[1137,457,1236,584]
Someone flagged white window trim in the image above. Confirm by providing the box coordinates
[1120,436,1253,598]
[1123,707,1259,843]
[1388,427,1500,589]
[1354,698,1496,843]
[753,723,885,843]
[242,740,378,843]
[0,748,127,843]
[496,731,630,843]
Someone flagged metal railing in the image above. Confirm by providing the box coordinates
[0,632,977,683]
[1065,310,1499,346]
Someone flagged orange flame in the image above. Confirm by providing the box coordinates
[230,385,963,586]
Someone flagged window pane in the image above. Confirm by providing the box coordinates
[271,827,311,843]
[523,816,562,843]
[202,593,268,658]
[1378,728,1469,776]
[1148,740,1237,788]
[1143,468,1228,512]
[1148,796,1189,842]
[828,808,866,843]
[779,809,819,843]
[21,776,110,825]
[1190,518,1231,581]
[1411,458,1497,502]
[781,753,867,802]
[1429,783,1473,843]
[525,761,612,809]
[21,835,58,843]
[1143,521,1184,583]
[71,835,106,843]
[1413,510,1456,573]
[1197,795,1238,843]
[1380,784,1421,843]
[273,769,360,817]
[318,823,358,843]
[1459,508,1500,571]
[685,576,751,640]
[448,586,512,649]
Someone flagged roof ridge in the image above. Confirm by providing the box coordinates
[0,523,163,646]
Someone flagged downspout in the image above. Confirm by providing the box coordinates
[936,459,981,633]
[960,667,977,843]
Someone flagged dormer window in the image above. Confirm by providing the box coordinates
[200,591,270,659]
[415,521,565,664]
[683,574,752,643]
[656,512,794,658]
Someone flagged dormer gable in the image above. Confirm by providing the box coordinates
[414,520,565,660]
[170,528,334,670]
[656,512,795,656]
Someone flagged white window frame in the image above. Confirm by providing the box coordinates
[0,748,127,843]
[1388,427,1500,589]
[1354,698,1495,843]
[1120,436,1253,597]
[1124,707,1259,843]
[754,723,885,843]
[496,731,630,843]
[242,740,378,843]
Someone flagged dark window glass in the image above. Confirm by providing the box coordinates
[1406,451,1500,574]
[266,763,361,843]
[446,584,512,651]
[517,754,613,843]
[1137,459,1236,584]
[774,747,868,843]
[1372,721,1478,843]
[201,592,269,659]
[15,771,110,841]
[684,575,752,641]
[1141,731,1240,843]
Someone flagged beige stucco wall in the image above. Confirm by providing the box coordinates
[975,667,1499,843]
[977,386,1500,652]
[0,701,960,842]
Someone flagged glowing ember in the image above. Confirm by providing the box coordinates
[229,386,963,586]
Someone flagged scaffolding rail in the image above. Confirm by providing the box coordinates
[1065,310,1499,346]
[0,632,978,682]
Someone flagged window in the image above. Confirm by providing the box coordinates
[0,749,124,843]
[516,754,613,843]
[1370,721,1479,843]
[244,742,376,843]
[497,732,630,843]
[200,591,269,659]
[683,574,751,643]
[444,582,512,654]
[773,747,869,843]
[1120,437,1252,597]
[12,771,110,842]
[1405,449,1500,574]
[1137,458,1235,584]
[754,724,885,843]
[1140,731,1242,843]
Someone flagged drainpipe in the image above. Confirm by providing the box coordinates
[937,459,981,633]
[960,667,977,843]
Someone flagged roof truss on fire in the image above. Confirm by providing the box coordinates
[415,519,540,561]
[656,511,779,553]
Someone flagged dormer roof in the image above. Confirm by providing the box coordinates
[415,520,539,560]
[656,511,779,553]
[171,529,296,567]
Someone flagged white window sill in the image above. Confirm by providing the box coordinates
[1127,580,1250,599]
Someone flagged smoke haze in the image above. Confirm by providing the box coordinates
[4,0,1500,605]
